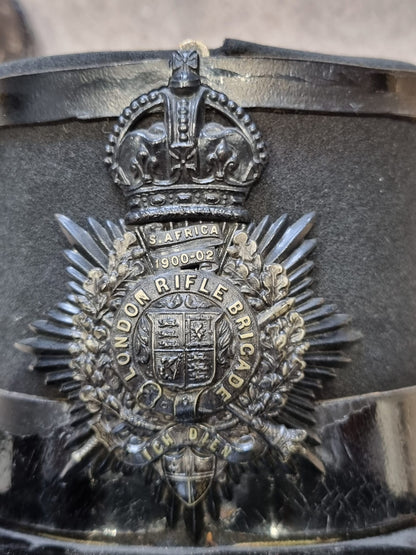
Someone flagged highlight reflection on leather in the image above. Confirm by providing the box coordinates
[1,52,416,127]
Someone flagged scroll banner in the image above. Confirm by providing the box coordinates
[147,223,225,270]
[124,423,263,466]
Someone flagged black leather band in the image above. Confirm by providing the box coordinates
[1,55,416,127]
[0,385,415,550]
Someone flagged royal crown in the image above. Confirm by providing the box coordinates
[105,49,268,224]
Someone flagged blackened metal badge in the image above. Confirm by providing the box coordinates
[18,49,359,534]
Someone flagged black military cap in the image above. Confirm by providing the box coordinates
[1,39,416,553]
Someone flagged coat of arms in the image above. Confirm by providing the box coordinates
[18,49,359,540]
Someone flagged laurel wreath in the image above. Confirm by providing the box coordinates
[221,231,309,419]
[69,231,161,455]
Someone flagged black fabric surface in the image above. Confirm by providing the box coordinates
[1,112,415,400]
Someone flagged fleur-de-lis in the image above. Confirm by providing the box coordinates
[131,143,157,184]
[207,139,238,180]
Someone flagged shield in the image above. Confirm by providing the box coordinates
[148,310,221,389]
[162,447,216,506]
